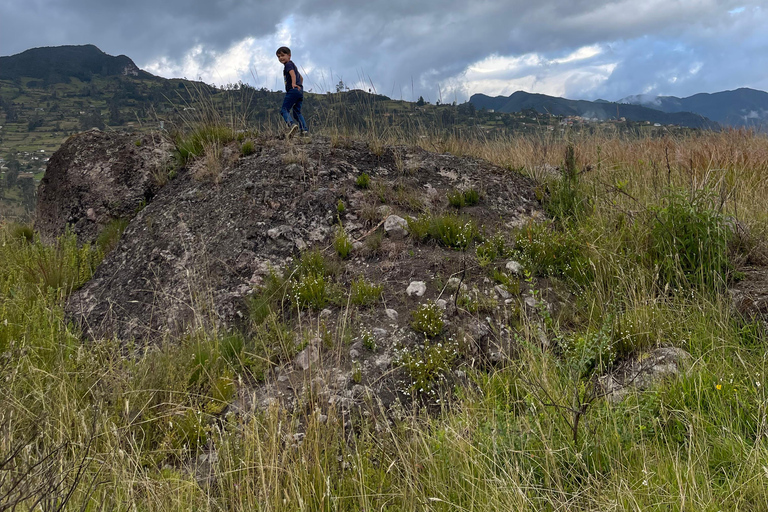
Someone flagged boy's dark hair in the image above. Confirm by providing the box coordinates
[276,46,291,56]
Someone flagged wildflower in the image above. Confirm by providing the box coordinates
[716,384,722,390]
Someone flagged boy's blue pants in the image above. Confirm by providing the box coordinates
[280,88,308,132]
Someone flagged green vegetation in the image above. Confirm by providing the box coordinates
[349,276,382,307]
[355,172,370,189]
[407,212,480,250]
[447,187,480,208]
[1,94,768,510]
[411,300,445,338]
[333,226,353,259]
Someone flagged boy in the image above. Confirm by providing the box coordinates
[276,46,308,137]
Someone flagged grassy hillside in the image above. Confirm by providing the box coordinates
[1,124,766,510]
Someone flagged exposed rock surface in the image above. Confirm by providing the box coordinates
[62,134,540,342]
[729,266,768,328]
[37,131,554,415]
[600,346,693,403]
[35,129,174,243]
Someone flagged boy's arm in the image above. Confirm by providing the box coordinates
[288,69,298,89]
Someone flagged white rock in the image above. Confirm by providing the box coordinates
[384,215,409,239]
[406,281,427,296]
[506,260,523,275]
[385,308,399,321]
[436,299,448,309]
[494,285,512,300]
[446,277,462,289]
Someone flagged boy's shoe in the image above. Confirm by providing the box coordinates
[285,124,299,139]
[300,130,310,137]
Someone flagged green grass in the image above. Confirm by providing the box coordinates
[1,126,767,510]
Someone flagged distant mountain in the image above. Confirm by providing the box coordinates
[0,44,156,84]
[620,88,768,128]
[470,91,717,129]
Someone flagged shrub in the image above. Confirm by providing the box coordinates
[463,188,480,206]
[649,189,732,290]
[334,227,354,259]
[174,124,235,165]
[356,173,371,189]
[476,234,511,267]
[248,270,288,325]
[8,222,35,243]
[350,276,382,307]
[96,218,129,254]
[293,273,329,310]
[447,188,480,208]
[397,338,458,395]
[240,140,255,156]
[512,222,591,283]
[447,189,465,208]
[407,213,479,250]
[542,142,589,221]
[412,301,444,338]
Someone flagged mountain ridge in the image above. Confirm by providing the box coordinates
[619,88,768,128]
[0,44,157,83]
[470,91,718,129]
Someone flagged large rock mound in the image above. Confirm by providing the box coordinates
[63,135,541,342]
[36,129,173,243]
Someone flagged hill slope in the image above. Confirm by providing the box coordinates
[0,44,156,83]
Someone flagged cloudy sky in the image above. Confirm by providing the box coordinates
[1,0,767,102]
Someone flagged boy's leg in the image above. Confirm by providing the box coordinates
[280,90,301,126]
[291,92,309,132]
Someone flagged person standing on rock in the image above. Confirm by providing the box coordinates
[276,46,308,138]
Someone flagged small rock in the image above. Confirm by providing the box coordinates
[446,277,462,290]
[375,354,392,370]
[267,225,291,239]
[384,215,409,239]
[294,345,320,371]
[86,208,97,221]
[506,260,523,275]
[494,285,512,300]
[372,328,388,338]
[349,349,360,360]
[319,308,333,319]
[385,308,399,321]
[406,281,427,297]
[436,299,448,309]
[524,296,538,308]
[317,414,328,424]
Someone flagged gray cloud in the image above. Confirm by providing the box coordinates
[1,0,766,101]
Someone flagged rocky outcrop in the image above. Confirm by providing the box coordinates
[35,129,173,243]
[599,346,693,403]
[61,134,540,342]
[729,266,768,328]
